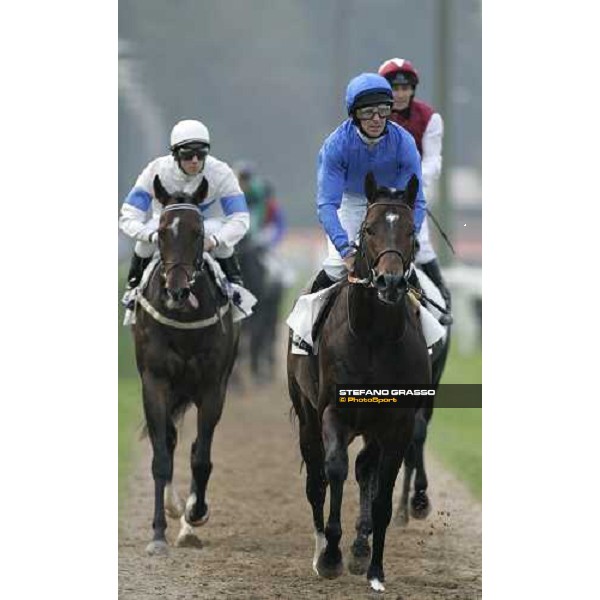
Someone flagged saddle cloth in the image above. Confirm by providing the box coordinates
[122,253,257,326]
[286,268,447,356]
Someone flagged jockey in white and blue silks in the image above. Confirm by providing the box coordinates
[311,73,426,293]
[119,119,249,305]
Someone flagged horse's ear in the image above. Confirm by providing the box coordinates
[191,177,209,205]
[404,174,419,209]
[153,175,170,206]
[365,171,377,204]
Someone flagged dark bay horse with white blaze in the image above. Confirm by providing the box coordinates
[287,173,431,592]
[133,175,240,555]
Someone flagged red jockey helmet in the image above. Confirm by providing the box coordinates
[378,58,420,87]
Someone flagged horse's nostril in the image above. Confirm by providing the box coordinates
[168,288,191,302]
[375,273,387,289]
[375,273,405,291]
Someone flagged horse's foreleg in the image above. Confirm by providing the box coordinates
[176,398,222,548]
[411,408,431,520]
[298,405,327,573]
[315,406,349,579]
[187,397,223,526]
[164,420,185,519]
[367,424,413,592]
[349,438,379,575]
[395,442,415,527]
[142,373,174,555]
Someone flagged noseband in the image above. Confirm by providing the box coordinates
[349,201,416,288]
[159,203,204,288]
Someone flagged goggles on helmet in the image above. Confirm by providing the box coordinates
[355,104,392,120]
[176,144,209,161]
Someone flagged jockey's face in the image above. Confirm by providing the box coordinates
[180,154,204,176]
[391,83,414,111]
[357,109,387,138]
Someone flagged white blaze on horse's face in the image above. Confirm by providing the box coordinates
[385,212,399,226]
[168,216,181,239]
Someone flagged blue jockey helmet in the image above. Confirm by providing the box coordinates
[345,73,393,115]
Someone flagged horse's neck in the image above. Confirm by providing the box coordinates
[347,285,407,341]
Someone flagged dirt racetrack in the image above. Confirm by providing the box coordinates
[118,370,481,600]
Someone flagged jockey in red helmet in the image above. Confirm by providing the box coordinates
[378,58,452,323]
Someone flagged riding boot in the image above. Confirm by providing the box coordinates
[217,254,244,286]
[122,253,151,309]
[418,259,453,326]
[310,269,334,293]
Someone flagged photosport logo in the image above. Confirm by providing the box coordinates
[336,385,482,408]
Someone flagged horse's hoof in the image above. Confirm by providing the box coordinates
[186,505,209,527]
[348,553,370,576]
[145,540,169,556]
[395,506,409,527]
[175,531,203,549]
[367,565,385,592]
[315,548,344,579]
[369,577,386,592]
[185,494,210,527]
[348,540,371,575]
[410,491,431,520]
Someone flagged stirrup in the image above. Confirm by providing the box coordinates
[439,312,453,326]
[121,288,137,309]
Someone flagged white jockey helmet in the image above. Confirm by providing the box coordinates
[170,119,210,150]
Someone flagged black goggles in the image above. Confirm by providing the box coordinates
[176,145,209,161]
[355,104,392,120]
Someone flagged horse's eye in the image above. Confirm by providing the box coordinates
[364,226,374,235]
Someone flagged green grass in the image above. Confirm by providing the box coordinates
[428,340,482,499]
[118,270,144,508]
[118,377,142,504]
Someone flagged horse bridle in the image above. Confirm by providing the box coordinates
[158,203,205,288]
[350,201,416,288]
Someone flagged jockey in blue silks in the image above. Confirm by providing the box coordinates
[311,73,426,292]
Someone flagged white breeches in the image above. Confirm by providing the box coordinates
[322,194,366,281]
[415,218,436,264]
[322,195,438,281]
[134,217,234,259]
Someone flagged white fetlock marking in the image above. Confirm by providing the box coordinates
[186,492,197,514]
[312,531,326,573]
[177,514,196,539]
[369,578,385,592]
[164,484,184,517]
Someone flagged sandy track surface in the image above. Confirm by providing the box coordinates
[119,373,481,600]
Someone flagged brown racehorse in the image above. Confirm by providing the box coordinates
[287,172,431,592]
[133,175,240,555]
